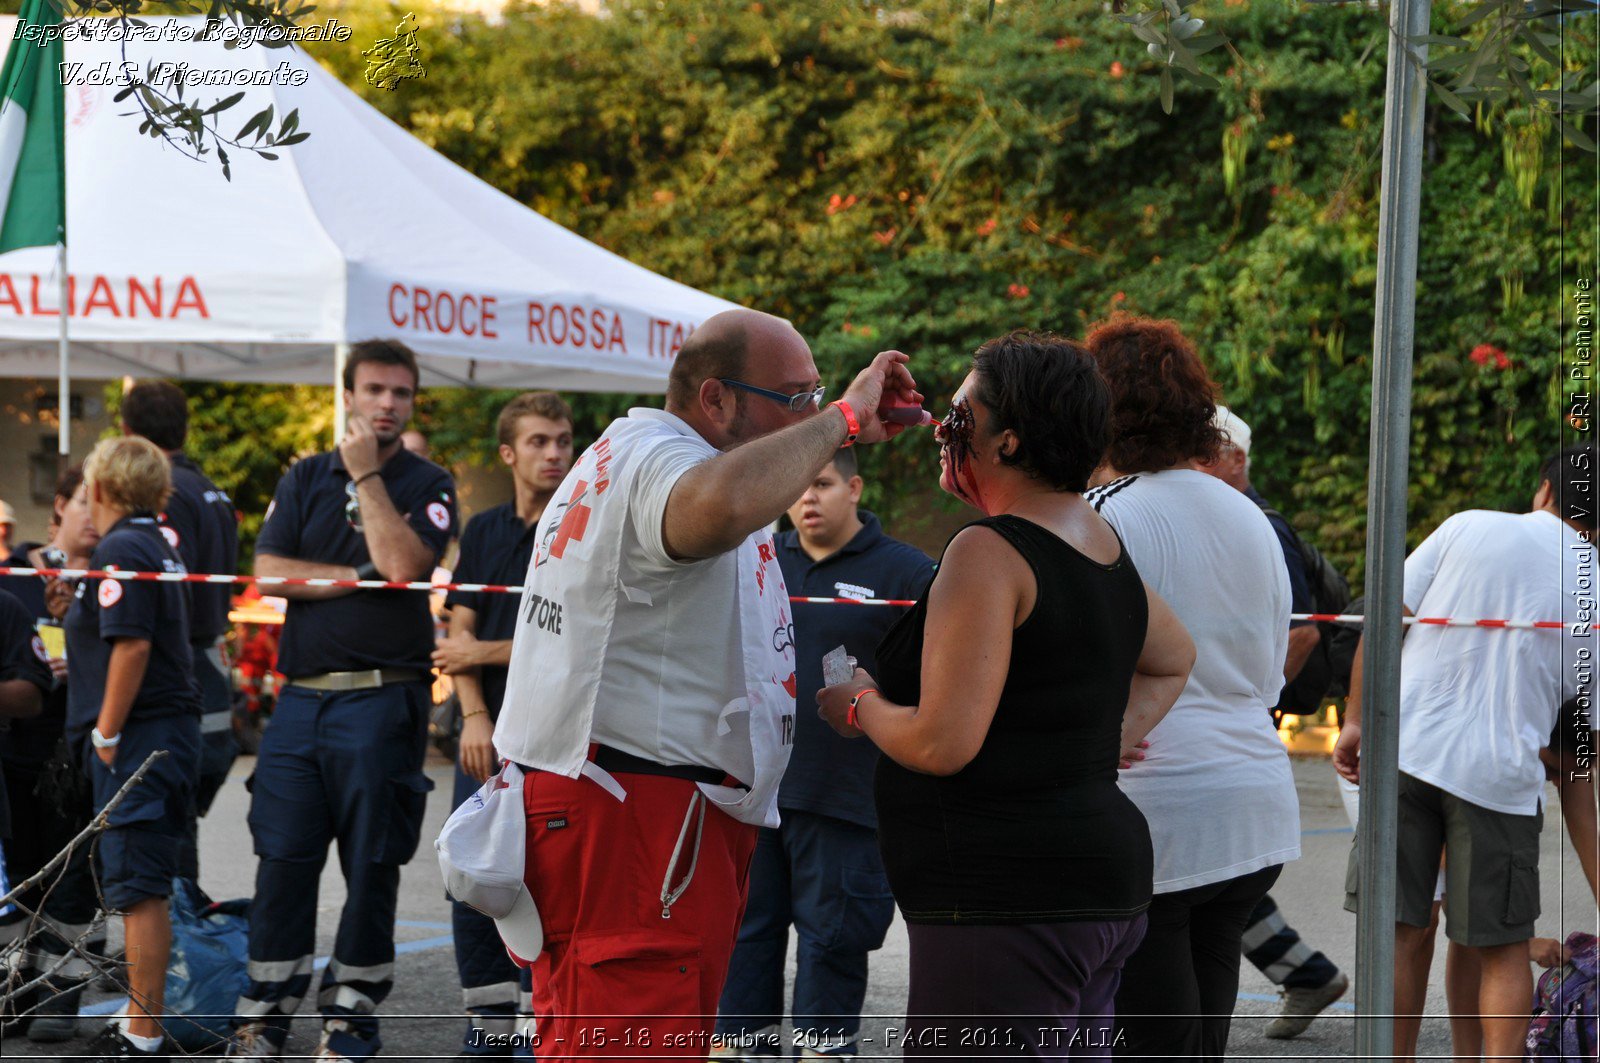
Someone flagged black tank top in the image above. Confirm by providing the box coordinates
[873,514,1154,923]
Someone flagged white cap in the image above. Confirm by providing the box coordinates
[493,890,544,963]
[1212,406,1252,455]
[436,763,544,961]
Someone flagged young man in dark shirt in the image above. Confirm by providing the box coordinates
[715,448,934,1059]
[431,391,574,1057]
[232,340,457,1061]
[120,381,241,884]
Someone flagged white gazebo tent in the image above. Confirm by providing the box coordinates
[0,15,735,411]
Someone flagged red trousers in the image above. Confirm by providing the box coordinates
[517,766,758,1060]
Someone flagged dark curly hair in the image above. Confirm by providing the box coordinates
[1082,314,1224,472]
[969,330,1109,493]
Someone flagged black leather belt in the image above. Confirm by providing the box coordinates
[591,744,727,786]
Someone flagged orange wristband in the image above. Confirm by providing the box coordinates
[847,688,879,730]
[830,400,861,447]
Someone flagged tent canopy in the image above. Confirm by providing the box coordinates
[0,15,736,391]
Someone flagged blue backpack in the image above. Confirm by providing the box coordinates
[1526,932,1598,1060]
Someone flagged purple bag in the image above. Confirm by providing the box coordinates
[1526,932,1598,1060]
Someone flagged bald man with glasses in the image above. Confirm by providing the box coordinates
[488,309,922,1058]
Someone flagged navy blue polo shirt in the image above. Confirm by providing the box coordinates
[777,511,935,829]
[256,447,457,677]
[64,516,201,741]
[0,586,54,838]
[161,452,239,646]
[0,547,65,767]
[444,502,537,720]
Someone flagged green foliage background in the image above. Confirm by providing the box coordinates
[169,0,1595,577]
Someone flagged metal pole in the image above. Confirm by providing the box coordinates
[55,238,68,468]
[1356,0,1431,1055]
[333,340,349,444]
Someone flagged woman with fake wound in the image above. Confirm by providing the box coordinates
[817,331,1195,1059]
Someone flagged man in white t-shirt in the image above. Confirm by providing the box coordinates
[1335,446,1597,1063]
[488,308,920,1058]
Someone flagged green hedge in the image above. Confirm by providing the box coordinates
[203,0,1598,575]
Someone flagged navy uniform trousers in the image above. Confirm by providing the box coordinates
[236,681,433,1050]
[715,809,896,1056]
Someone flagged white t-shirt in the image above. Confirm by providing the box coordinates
[493,408,796,827]
[1397,509,1596,815]
[1088,468,1302,893]
[589,420,753,778]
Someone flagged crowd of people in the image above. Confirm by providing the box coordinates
[0,316,1592,1062]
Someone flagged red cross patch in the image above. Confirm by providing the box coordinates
[548,480,592,561]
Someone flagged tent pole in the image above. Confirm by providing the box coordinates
[333,340,349,444]
[1354,0,1430,1056]
[55,238,68,471]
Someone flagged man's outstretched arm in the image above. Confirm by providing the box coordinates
[662,350,918,560]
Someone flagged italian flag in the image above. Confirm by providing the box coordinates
[0,0,65,255]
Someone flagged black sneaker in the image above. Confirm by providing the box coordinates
[26,976,87,1042]
[85,1023,171,1060]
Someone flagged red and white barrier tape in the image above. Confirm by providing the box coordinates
[0,566,917,606]
[0,567,1584,627]
[1296,612,1571,631]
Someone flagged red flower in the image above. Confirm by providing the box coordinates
[1008,283,1031,300]
[872,228,897,247]
[1112,291,1126,304]
[1110,61,1125,79]
[826,193,857,217]
[977,218,997,236]
[1495,351,1511,371]
[1469,343,1504,368]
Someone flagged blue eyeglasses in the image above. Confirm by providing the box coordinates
[719,379,827,413]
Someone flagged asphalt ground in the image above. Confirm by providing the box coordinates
[8,753,1596,1061]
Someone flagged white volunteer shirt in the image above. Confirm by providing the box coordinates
[493,408,796,828]
[1089,469,1302,893]
[1398,509,1596,816]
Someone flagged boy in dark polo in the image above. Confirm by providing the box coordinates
[715,448,934,1058]
[68,437,202,1061]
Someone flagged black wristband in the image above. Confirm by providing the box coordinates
[351,471,381,490]
[355,561,381,582]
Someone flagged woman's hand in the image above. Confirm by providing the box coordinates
[816,668,876,739]
[1119,739,1150,770]
[95,742,117,768]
